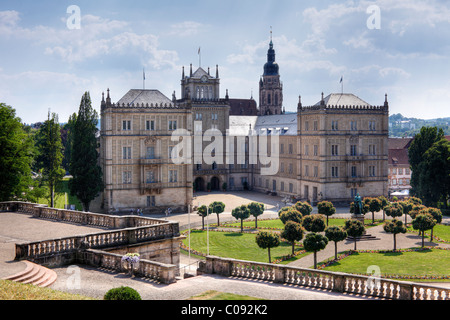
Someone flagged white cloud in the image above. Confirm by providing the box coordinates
[168,21,204,37]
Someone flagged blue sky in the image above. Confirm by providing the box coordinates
[1,0,450,124]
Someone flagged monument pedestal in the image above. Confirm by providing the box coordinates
[351,214,365,225]
[348,214,380,241]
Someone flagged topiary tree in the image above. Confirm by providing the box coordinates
[104,286,142,300]
[197,205,211,230]
[209,201,225,226]
[412,213,436,248]
[303,233,328,269]
[399,200,413,226]
[422,207,442,242]
[317,201,336,226]
[325,226,347,260]
[247,202,264,228]
[294,201,313,217]
[344,219,365,250]
[383,219,406,251]
[384,202,404,220]
[302,214,326,233]
[279,207,302,225]
[364,197,382,224]
[281,221,304,255]
[378,195,389,221]
[232,204,251,233]
[255,231,280,263]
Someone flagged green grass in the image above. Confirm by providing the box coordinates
[407,224,450,243]
[321,249,450,280]
[182,230,310,264]
[0,279,95,300]
[188,290,265,300]
[38,178,83,211]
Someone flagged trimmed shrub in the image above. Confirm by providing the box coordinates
[104,286,142,300]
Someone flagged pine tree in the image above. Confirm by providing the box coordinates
[69,92,103,212]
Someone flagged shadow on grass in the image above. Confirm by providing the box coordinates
[224,233,244,237]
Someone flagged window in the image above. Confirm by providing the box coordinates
[123,171,132,184]
[313,121,318,131]
[168,120,177,131]
[332,166,339,178]
[122,120,131,131]
[305,121,309,131]
[314,166,318,178]
[369,166,376,177]
[314,145,318,156]
[212,113,218,121]
[280,144,284,154]
[195,113,203,121]
[280,181,285,192]
[332,120,339,131]
[398,168,403,175]
[369,144,376,155]
[146,171,155,183]
[146,120,155,131]
[332,145,338,156]
[351,145,358,156]
[122,147,131,160]
[305,165,309,177]
[146,147,155,159]
[289,163,293,174]
[289,144,293,154]
[196,164,202,171]
[229,177,235,188]
[289,183,293,193]
[280,163,285,173]
[272,180,276,191]
[147,196,156,207]
[392,168,397,175]
[405,168,411,175]
[304,145,309,156]
[369,121,376,131]
[168,146,177,159]
[351,188,358,198]
[351,166,357,178]
[351,121,357,131]
[169,170,178,183]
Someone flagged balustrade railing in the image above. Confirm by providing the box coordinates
[199,256,450,300]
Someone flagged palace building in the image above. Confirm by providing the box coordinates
[99,39,389,214]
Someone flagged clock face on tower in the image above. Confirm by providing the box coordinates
[201,75,208,83]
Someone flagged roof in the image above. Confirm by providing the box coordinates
[254,113,297,136]
[116,89,173,106]
[229,99,258,116]
[314,93,371,107]
[388,148,410,166]
[229,116,258,135]
[388,138,413,150]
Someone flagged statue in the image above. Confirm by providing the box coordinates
[353,193,363,215]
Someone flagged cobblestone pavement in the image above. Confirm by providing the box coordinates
[1,191,449,300]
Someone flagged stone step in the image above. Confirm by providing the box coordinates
[1,260,57,288]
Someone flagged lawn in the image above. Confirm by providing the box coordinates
[38,178,83,211]
[321,248,450,280]
[182,230,309,264]
[407,224,450,243]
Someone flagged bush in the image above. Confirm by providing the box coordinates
[104,286,142,300]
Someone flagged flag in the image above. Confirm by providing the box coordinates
[143,69,146,80]
[198,47,201,55]
[340,76,343,83]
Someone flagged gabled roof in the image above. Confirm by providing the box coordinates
[192,67,213,79]
[254,113,297,136]
[314,93,371,107]
[388,138,413,150]
[229,99,258,116]
[116,89,173,106]
[388,148,410,166]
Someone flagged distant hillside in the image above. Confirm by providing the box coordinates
[389,113,450,137]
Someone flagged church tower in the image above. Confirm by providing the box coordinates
[259,36,283,115]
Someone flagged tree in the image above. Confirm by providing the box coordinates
[408,126,444,203]
[383,219,406,251]
[422,207,442,242]
[325,226,347,260]
[62,113,77,172]
[399,200,413,226]
[421,139,450,207]
[384,202,403,219]
[209,201,225,226]
[255,231,280,263]
[362,197,382,224]
[35,112,65,208]
[378,196,389,221]
[69,92,103,212]
[0,103,34,201]
[412,213,436,248]
[281,221,304,255]
[350,201,369,216]
[294,201,313,216]
[247,202,264,228]
[197,205,211,230]
[302,214,326,233]
[303,233,328,269]
[317,201,336,226]
[344,219,365,250]
[278,207,302,225]
[231,204,250,233]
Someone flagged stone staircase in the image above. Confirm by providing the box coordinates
[2,261,57,288]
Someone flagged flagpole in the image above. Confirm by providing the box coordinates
[143,68,146,90]
[198,47,201,68]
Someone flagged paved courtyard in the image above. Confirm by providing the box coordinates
[1,191,449,300]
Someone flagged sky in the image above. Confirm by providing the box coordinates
[1,0,450,124]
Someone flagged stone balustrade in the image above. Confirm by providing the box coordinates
[199,256,450,300]
[0,201,166,229]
